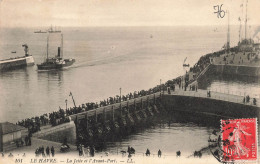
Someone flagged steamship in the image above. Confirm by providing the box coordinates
[37,33,75,70]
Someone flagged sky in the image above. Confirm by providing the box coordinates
[0,0,259,27]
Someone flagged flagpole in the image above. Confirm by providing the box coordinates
[69,92,77,108]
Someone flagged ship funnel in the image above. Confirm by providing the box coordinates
[57,47,61,58]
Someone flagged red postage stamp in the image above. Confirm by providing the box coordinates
[221,118,258,162]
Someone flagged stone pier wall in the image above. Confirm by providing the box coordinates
[162,94,260,119]
[206,64,260,77]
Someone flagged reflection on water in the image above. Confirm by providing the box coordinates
[97,111,218,157]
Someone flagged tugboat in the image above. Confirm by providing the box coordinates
[37,33,75,70]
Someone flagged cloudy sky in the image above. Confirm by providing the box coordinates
[0,0,259,27]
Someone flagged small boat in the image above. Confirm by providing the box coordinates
[37,33,75,70]
[183,64,190,67]
[34,30,47,33]
[11,51,16,53]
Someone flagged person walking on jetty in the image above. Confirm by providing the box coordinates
[253,98,257,105]
[41,146,45,157]
[78,144,83,156]
[90,146,95,157]
[51,146,55,157]
[127,146,131,155]
[46,146,50,157]
[158,149,162,157]
[176,151,181,157]
[8,153,13,157]
[145,149,150,156]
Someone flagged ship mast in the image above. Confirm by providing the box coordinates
[226,10,230,52]
[238,3,244,43]
[245,0,248,40]
[46,34,49,61]
[61,33,63,58]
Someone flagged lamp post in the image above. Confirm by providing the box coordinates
[120,87,122,116]
[65,99,68,110]
[120,87,122,104]
[160,79,162,92]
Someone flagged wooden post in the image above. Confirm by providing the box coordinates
[95,110,97,123]
[103,108,106,122]
[141,98,143,109]
[85,113,88,130]
[134,99,136,110]
[127,101,129,113]
[112,106,115,121]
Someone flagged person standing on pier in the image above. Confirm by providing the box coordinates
[145,149,150,156]
[51,146,55,157]
[90,146,95,157]
[78,144,83,156]
[253,98,257,105]
[46,146,50,157]
[158,149,162,157]
[127,146,131,155]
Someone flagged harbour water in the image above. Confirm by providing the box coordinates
[0,26,259,156]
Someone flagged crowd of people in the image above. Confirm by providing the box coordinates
[243,95,257,105]
[35,146,55,157]
[78,144,95,157]
[16,77,181,134]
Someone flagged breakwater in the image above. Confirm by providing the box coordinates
[72,92,164,146]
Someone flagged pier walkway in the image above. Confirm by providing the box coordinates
[169,87,260,107]
[69,87,259,122]
[69,92,162,121]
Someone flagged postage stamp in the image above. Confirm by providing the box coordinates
[221,118,258,162]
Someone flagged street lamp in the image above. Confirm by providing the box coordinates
[119,88,122,103]
[120,88,122,115]
[65,99,68,110]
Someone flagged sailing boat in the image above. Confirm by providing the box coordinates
[37,33,75,70]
